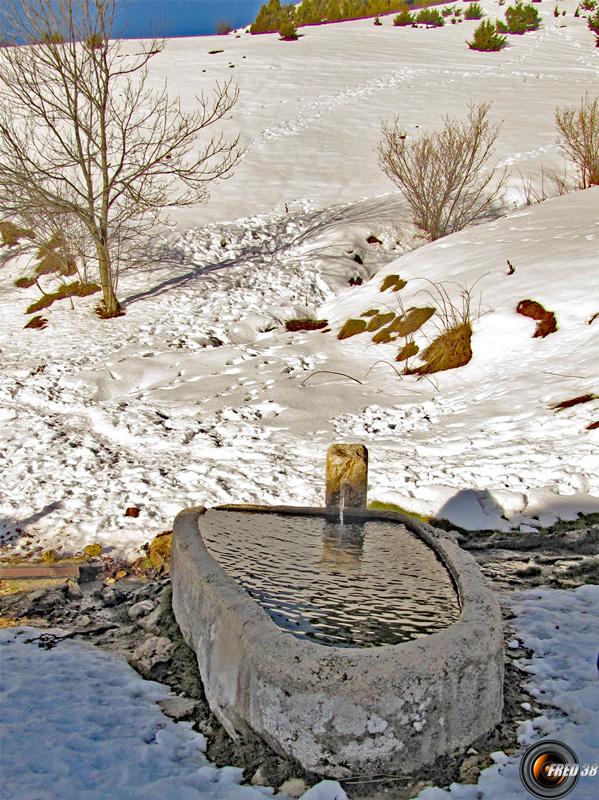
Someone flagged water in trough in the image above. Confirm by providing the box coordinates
[201,510,460,648]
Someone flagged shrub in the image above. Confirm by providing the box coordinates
[496,18,509,31]
[464,3,484,19]
[378,103,505,240]
[580,0,596,10]
[555,95,599,188]
[468,18,507,48]
[407,321,472,374]
[589,9,599,33]
[416,8,445,26]
[279,19,299,39]
[442,6,456,16]
[251,0,290,34]
[84,33,105,49]
[393,10,414,26]
[504,2,541,33]
[216,19,233,35]
[374,16,383,25]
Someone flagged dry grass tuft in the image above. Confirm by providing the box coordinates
[516,299,557,338]
[0,220,34,247]
[550,393,597,411]
[285,319,328,332]
[407,321,473,375]
[26,281,100,314]
[372,306,435,343]
[338,318,368,340]
[396,341,419,362]
[366,311,395,332]
[23,315,48,330]
[380,274,407,292]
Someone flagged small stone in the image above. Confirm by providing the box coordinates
[458,755,482,783]
[101,587,117,606]
[278,779,308,798]
[158,696,197,721]
[125,506,140,517]
[27,589,48,603]
[139,604,162,633]
[77,614,92,627]
[114,569,128,580]
[64,580,83,600]
[131,636,173,674]
[251,767,268,787]
[128,600,155,621]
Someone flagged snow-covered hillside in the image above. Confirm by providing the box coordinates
[0,0,597,558]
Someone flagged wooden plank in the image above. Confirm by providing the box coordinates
[0,563,80,580]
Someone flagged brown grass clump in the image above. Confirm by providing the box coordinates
[360,309,380,317]
[407,321,473,375]
[26,281,100,314]
[372,306,435,343]
[0,220,34,246]
[516,299,557,338]
[285,319,328,332]
[380,274,407,292]
[366,311,395,332]
[396,341,419,361]
[23,315,48,330]
[550,393,597,411]
[338,318,368,340]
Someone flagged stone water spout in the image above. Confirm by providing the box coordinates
[325,443,368,515]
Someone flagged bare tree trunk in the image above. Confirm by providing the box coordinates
[96,237,120,315]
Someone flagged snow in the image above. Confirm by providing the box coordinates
[416,585,599,799]
[1,587,597,799]
[0,626,347,800]
[1,2,598,556]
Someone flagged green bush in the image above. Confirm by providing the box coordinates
[589,9,599,33]
[442,5,456,16]
[251,0,291,34]
[468,18,507,49]
[504,2,541,33]
[464,3,484,19]
[416,8,445,26]
[279,19,299,39]
[394,10,415,25]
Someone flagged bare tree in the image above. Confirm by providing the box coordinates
[0,0,242,316]
[555,94,599,190]
[378,103,504,241]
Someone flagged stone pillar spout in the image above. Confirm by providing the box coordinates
[325,443,368,509]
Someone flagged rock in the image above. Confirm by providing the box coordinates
[325,443,368,508]
[76,614,92,627]
[459,754,482,783]
[128,599,155,621]
[279,778,308,798]
[131,636,173,674]
[158,696,197,721]
[138,605,162,634]
[27,589,49,603]
[251,767,269,787]
[125,506,140,517]
[64,580,83,600]
[101,587,117,606]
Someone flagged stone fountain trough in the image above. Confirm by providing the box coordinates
[171,448,504,779]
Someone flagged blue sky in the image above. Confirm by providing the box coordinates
[113,1,264,38]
